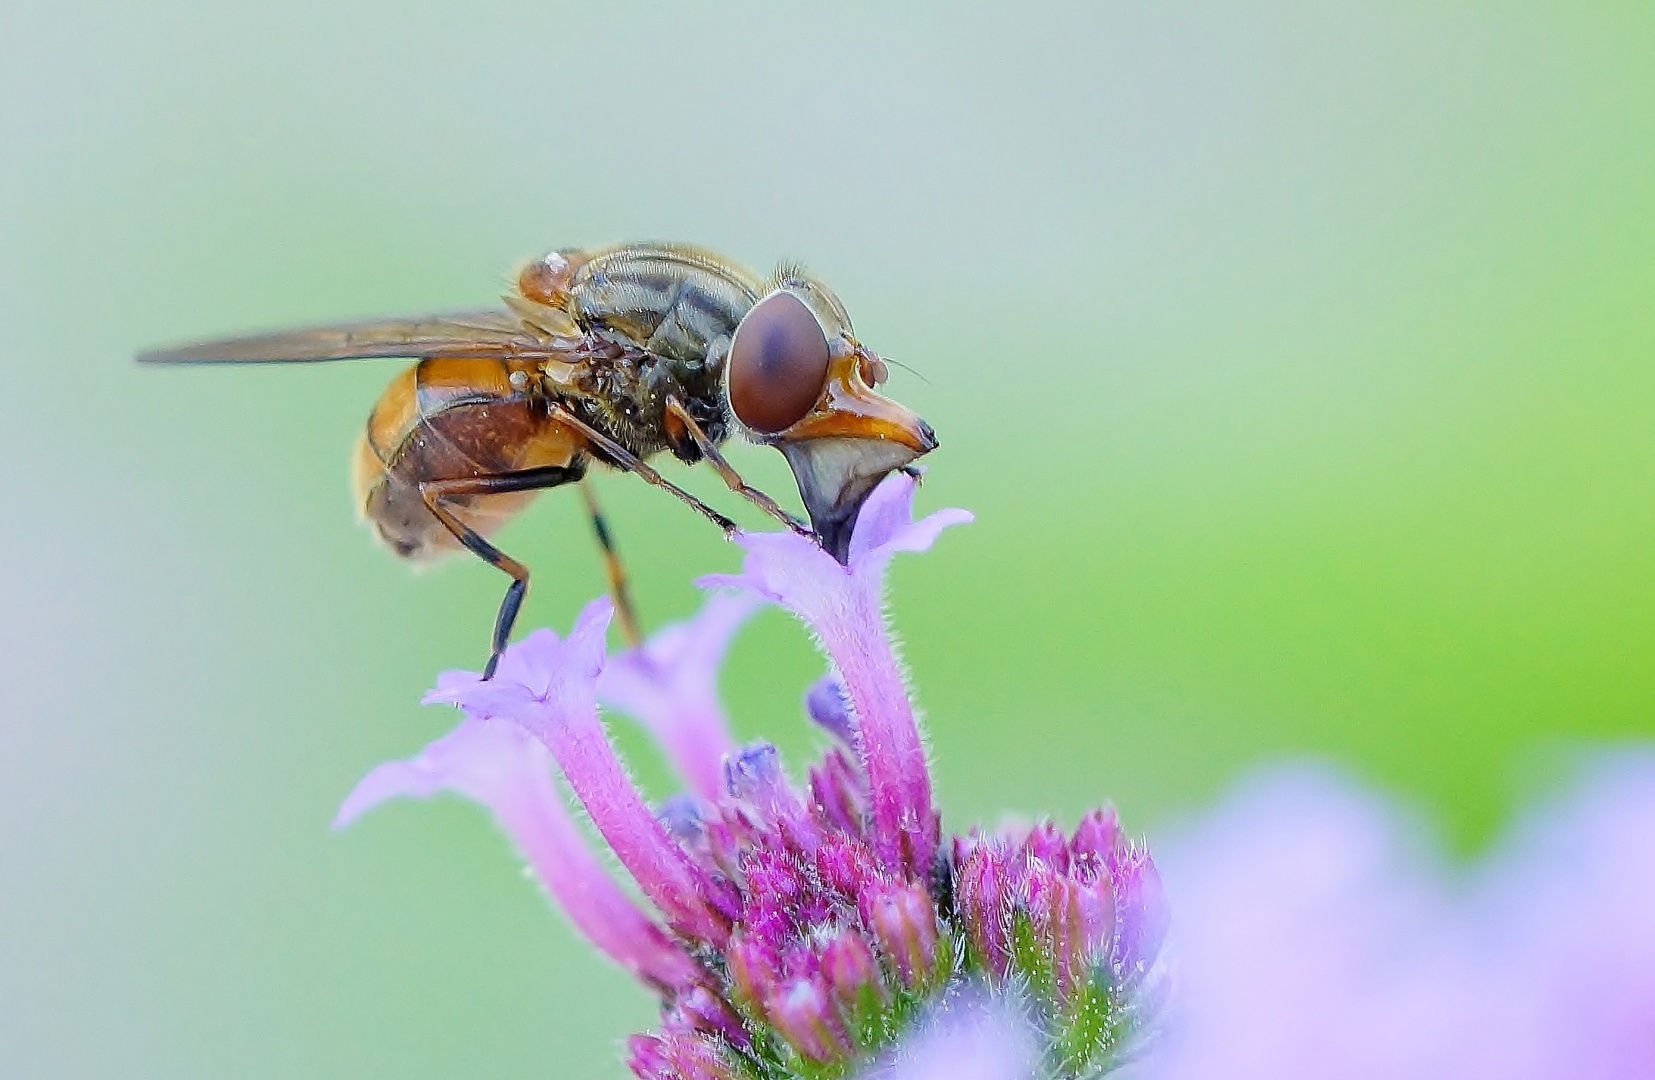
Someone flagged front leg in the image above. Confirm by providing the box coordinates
[665,397,810,536]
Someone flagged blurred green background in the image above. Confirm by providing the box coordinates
[3,0,1652,1075]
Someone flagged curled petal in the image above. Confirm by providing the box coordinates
[424,603,609,724]
[849,477,973,570]
[334,715,698,989]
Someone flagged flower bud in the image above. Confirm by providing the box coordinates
[1110,845,1169,986]
[639,1031,743,1080]
[815,835,878,899]
[1024,819,1070,873]
[702,817,748,881]
[743,848,806,911]
[627,1032,742,1080]
[1070,807,1122,872]
[626,1034,671,1080]
[726,931,782,1007]
[672,1037,742,1080]
[861,881,939,989]
[768,976,853,1063]
[809,749,867,835]
[955,845,1013,977]
[678,985,750,1049]
[1075,870,1117,962]
[657,794,705,842]
[726,743,822,851]
[1027,863,1086,999]
[819,926,887,1009]
[725,743,787,803]
[804,673,857,745]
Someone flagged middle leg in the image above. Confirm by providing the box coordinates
[546,403,738,534]
[578,477,644,650]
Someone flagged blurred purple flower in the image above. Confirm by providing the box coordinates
[337,471,1165,1080]
[1485,755,1655,1079]
[1133,755,1655,1080]
[864,988,1039,1080]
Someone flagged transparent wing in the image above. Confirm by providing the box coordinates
[137,310,556,365]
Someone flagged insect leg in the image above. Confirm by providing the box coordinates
[665,398,810,536]
[578,477,644,650]
[545,404,738,534]
[420,465,582,679]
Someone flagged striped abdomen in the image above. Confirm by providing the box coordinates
[352,357,582,561]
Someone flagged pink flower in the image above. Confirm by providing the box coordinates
[699,471,971,878]
[425,599,733,945]
[337,472,1162,1080]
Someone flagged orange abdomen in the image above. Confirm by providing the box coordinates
[352,358,581,561]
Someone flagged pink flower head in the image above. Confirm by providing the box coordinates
[699,471,971,878]
[952,810,1169,1064]
[338,472,1161,1080]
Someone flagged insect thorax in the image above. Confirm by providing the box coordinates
[561,246,760,462]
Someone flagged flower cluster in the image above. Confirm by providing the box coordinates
[952,811,1168,1066]
[337,474,1166,1080]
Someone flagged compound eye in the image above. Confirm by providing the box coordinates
[727,291,831,435]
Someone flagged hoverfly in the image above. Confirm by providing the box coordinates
[139,243,937,677]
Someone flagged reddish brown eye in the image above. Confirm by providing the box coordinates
[727,291,831,434]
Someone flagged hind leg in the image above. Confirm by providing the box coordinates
[578,477,643,649]
[420,465,582,679]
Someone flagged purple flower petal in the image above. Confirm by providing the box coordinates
[848,472,973,567]
[697,471,970,877]
[599,593,759,802]
[334,714,698,989]
[422,597,732,946]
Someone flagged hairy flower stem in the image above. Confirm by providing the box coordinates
[538,665,734,945]
[813,586,937,876]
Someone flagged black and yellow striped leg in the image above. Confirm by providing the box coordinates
[579,477,643,649]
